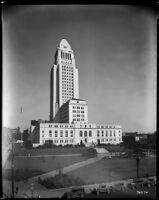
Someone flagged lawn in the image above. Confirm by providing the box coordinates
[4,155,87,172]
[67,157,156,185]
[14,147,90,156]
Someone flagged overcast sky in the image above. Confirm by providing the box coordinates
[3,5,156,132]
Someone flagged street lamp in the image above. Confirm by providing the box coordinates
[31,183,34,198]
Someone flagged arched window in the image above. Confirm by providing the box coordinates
[79,131,83,137]
[84,131,87,137]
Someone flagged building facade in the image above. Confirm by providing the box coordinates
[30,122,122,146]
[54,98,88,124]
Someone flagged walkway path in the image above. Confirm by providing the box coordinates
[28,153,106,183]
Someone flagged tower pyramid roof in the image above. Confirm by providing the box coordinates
[59,39,72,51]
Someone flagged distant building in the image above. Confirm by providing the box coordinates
[30,39,122,146]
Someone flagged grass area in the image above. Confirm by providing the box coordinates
[67,157,156,185]
[14,147,90,156]
[4,155,88,173]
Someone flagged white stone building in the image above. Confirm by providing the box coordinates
[30,39,123,146]
[30,122,122,146]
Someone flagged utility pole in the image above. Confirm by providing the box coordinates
[136,156,140,179]
[135,142,140,179]
[11,138,14,198]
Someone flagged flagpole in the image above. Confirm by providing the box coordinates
[21,106,23,143]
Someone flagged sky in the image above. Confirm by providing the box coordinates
[3,5,157,132]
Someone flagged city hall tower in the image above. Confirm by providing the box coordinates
[50,39,79,122]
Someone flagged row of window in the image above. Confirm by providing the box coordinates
[61,60,72,65]
[73,110,85,113]
[44,139,74,144]
[62,65,73,70]
[80,131,92,137]
[97,125,117,129]
[73,118,85,121]
[99,138,121,142]
[48,124,73,128]
[42,132,73,138]
[61,52,72,60]
[73,114,85,117]
[47,124,121,130]
[73,106,84,109]
[79,130,121,138]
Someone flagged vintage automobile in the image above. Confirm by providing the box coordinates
[96,184,108,195]
[61,187,85,198]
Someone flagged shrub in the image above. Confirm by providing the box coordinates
[65,144,74,147]
[39,174,84,189]
[82,148,97,158]
[23,140,33,149]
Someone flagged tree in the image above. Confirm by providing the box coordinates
[22,129,29,142]
[23,140,33,148]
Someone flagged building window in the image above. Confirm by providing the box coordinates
[84,131,87,137]
[65,131,68,137]
[97,131,100,137]
[101,131,104,136]
[114,130,116,137]
[70,131,73,137]
[60,132,63,137]
[106,131,108,137]
[89,131,92,137]
[42,130,44,133]
[49,133,52,137]
[79,131,83,137]
[55,131,58,137]
[110,130,112,137]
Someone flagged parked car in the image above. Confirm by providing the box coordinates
[147,177,156,186]
[97,184,108,195]
[61,187,85,198]
[114,182,124,191]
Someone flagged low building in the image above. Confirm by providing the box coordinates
[30,121,122,146]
